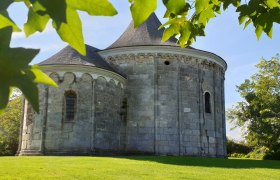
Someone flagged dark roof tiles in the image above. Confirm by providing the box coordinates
[107,13,180,49]
[39,45,122,75]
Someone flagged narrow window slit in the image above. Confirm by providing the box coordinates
[205,92,211,113]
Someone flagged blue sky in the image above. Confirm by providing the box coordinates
[8,1,280,140]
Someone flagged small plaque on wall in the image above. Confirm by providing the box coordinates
[184,108,191,113]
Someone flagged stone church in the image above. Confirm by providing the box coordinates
[17,13,227,157]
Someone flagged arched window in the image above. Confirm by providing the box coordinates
[64,90,77,121]
[204,92,211,113]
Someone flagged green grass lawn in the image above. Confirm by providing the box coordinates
[0,156,279,179]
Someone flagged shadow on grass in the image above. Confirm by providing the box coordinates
[115,156,280,169]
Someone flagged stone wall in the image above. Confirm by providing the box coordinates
[115,55,156,153]
[18,70,126,155]
[18,84,46,155]
[104,50,227,157]
[94,77,124,151]
[44,72,94,153]
[18,48,227,157]
[155,56,180,155]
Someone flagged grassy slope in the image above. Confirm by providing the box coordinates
[0,156,279,179]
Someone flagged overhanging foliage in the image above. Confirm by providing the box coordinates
[0,0,280,113]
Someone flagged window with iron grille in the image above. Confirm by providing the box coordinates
[205,92,211,113]
[64,91,76,121]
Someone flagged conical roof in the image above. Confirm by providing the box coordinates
[107,13,180,49]
[40,45,122,75]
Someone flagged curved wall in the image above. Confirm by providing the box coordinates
[100,46,227,157]
[18,66,126,155]
[18,46,227,157]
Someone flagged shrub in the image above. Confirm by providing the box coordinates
[227,139,252,155]
[245,147,270,159]
[263,150,280,160]
[228,153,247,158]
[0,97,22,156]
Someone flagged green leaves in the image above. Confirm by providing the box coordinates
[236,0,280,39]
[0,0,119,113]
[0,10,21,32]
[161,0,219,47]
[0,0,14,10]
[162,22,180,42]
[130,0,157,27]
[52,6,85,55]
[163,0,188,15]
[0,95,22,155]
[0,86,11,115]
[29,65,58,87]
[197,4,216,26]
[266,0,280,9]
[0,27,57,114]
[160,0,280,46]
[24,4,50,37]
[23,0,117,55]
[0,0,280,114]
[179,21,192,47]
[35,0,67,23]
[67,0,117,16]
[227,55,280,151]
[221,0,241,10]
[196,0,210,14]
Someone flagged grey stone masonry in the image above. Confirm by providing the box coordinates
[18,14,227,157]
[18,69,126,155]
[101,47,227,157]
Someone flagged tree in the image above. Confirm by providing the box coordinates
[227,55,280,157]
[0,92,22,155]
[1,0,280,114]
[226,138,252,156]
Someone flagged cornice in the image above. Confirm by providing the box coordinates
[40,64,127,88]
[99,46,227,71]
